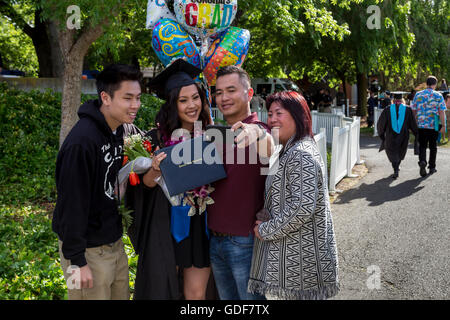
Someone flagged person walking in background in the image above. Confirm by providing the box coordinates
[321,89,333,113]
[407,89,416,105]
[380,91,392,109]
[367,91,378,127]
[377,93,418,179]
[336,89,346,108]
[52,64,143,300]
[411,76,447,177]
[439,79,448,91]
[248,91,340,300]
[312,88,324,111]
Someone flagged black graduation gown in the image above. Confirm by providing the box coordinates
[125,128,180,300]
[377,105,418,163]
[126,182,180,300]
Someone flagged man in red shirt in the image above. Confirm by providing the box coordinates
[208,66,274,300]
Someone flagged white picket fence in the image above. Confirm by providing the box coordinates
[311,111,354,144]
[328,116,363,193]
[373,107,383,136]
[313,128,328,184]
[331,105,345,115]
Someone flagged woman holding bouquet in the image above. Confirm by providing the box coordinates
[126,59,213,300]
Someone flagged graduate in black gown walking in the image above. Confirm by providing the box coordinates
[377,93,418,179]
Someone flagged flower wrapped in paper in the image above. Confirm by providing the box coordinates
[119,134,183,206]
[118,133,184,230]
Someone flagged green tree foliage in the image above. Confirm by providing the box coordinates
[340,0,414,116]
[237,0,417,116]
[84,2,158,71]
[237,0,355,78]
[0,0,64,77]
[0,204,66,300]
[1,0,447,116]
[409,0,450,82]
[0,14,38,75]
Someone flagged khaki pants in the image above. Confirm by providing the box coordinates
[59,239,130,300]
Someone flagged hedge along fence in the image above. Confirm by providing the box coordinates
[0,82,162,299]
[0,82,162,204]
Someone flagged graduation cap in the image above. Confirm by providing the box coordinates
[391,92,404,100]
[149,59,202,99]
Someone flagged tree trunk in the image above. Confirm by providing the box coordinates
[47,21,64,78]
[56,19,109,146]
[341,77,347,101]
[356,72,368,117]
[59,54,84,146]
[0,4,58,77]
[32,28,53,77]
[34,11,64,78]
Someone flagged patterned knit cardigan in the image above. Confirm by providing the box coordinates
[248,136,340,300]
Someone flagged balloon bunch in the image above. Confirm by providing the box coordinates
[147,0,250,87]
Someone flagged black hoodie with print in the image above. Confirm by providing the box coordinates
[52,99,124,267]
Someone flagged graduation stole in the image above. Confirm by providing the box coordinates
[390,104,406,134]
[434,114,440,131]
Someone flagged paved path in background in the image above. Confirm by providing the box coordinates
[331,134,450,300]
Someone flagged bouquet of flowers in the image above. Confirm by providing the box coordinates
[183,185,215,216]
[118,133,153,232]
[122,134,153,186]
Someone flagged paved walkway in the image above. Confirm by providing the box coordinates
[331,133,450,299]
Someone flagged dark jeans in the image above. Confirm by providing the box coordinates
[209,234,264,300]
[418,128,439,169]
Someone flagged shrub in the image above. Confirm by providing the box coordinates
[134,94,163,131]
[0,84,61,204]
[0,204,66,299]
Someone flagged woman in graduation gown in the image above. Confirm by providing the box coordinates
[126,59,212,299]
[377,93,418,179]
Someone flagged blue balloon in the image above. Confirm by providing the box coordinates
[152,18,201,68]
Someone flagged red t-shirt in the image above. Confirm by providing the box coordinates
[207,113,270,236]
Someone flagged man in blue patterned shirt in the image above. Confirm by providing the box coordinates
[411,76,446,177]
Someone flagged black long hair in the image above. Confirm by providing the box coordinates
[155,83,210,143]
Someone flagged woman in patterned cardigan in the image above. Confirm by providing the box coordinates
[248,91,340,300]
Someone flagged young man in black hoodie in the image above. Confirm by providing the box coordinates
[52,64,142,299]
